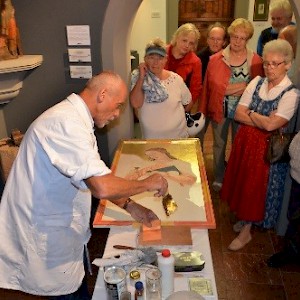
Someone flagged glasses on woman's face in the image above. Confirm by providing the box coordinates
[263,61,285,69]
[230,34,247,42]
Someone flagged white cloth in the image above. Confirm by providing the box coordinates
[239,75,299,121]
[135,72,191,139]
[0,93,111,296]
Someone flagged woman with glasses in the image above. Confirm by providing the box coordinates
[221,39,299,251]
[199,18,264,192]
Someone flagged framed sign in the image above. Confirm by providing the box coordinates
[93,139,216,229]
[253,0,270,21]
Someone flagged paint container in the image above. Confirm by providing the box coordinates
[104,266,127,300]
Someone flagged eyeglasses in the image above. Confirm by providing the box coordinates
[208,37,224,43]
[230,34,247,42]
[263,61,285,69]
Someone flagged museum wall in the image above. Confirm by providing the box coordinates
[0,0,110,163]
[0,0,298,167]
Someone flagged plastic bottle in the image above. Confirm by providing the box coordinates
[134,281,144,300]
[157,249,175,299]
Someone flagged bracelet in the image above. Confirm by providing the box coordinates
[123,198,133,210]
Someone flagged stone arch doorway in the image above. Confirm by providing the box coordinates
[101,0,142,161]
[102,0,300,162]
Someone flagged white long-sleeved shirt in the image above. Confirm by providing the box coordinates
[0,93,111,296]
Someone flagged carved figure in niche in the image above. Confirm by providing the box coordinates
[0,0,23,60]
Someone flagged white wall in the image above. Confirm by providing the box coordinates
[247,0,297,52]
[130,0,167,62]
[247,0,271,51]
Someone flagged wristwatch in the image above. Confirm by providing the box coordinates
[123,198,133,210]
[248,110,254,116]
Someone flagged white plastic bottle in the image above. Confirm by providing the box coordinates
[157,249,175,299]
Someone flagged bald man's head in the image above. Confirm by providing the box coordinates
[279,25,297,57]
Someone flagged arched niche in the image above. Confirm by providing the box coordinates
[101,0,142,162]
[102,0,300,162]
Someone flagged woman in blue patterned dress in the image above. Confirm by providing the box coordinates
[221,39,299,251]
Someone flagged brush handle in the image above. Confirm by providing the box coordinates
[113,245,136,250]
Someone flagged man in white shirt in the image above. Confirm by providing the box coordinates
[0,71,168,299]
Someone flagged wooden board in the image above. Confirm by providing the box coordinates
[138,225,192,246]
[93,139,215,229]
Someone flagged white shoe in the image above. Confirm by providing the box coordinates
[212,181,222,192]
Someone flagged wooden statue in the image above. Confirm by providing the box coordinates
[0,0,23,60]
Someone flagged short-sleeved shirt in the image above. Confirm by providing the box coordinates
[239,75,299,121]
[131,71,191,139]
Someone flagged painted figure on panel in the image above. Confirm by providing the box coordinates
[125,147,197,187]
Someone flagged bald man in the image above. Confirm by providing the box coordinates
[0,71,168,299]
[279,25,297,56]
[279,24,297,83]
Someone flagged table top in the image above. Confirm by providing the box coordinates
[92,226,218,300]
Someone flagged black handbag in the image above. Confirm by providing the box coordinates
[266,108,298,164]
[266,130,296,164]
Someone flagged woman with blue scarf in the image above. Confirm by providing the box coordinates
[130,38,191,139]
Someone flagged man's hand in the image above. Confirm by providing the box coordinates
[125,200,159,227]
[142,173,168,197]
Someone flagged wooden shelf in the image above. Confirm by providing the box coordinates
[0,55,43,104]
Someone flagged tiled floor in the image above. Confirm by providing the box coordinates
[1,124,300,299]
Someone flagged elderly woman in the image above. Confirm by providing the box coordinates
[130,38,191,139]
[199,18,264,192]
[221,39,300,251]
[165,23,202,112]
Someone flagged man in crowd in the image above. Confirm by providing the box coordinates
[196,23,226,152]
[257,0,293,56]
[0,71,168,299]
[197,22,227,82]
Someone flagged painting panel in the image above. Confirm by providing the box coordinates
[93,139,215,229]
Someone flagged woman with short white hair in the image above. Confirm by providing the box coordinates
[221,39,299,251]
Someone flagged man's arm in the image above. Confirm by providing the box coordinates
[85,173,168,227]
[85,172,168,201]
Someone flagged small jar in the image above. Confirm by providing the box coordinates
[129,269,141,286]
[134,281,144,300]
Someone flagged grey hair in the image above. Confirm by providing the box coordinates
[270,0,293,19]
[207,22,227,38]
[262,39,294,63]
[144,37,166,55]
[86,71,124,94]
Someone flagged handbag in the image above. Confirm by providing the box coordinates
[266,130,296,164]
[266,105,299,164]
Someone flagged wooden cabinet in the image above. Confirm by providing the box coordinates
[178,0,235,50]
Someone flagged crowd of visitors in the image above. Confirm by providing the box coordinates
[0,1,299,299]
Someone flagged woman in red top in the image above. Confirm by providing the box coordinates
[165,23,202,112]
[199,18,264,192]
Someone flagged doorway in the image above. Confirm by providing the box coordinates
[178,0,236,50]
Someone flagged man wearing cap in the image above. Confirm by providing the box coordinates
[130,37,192,139]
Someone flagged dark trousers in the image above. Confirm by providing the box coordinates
[285,178,300,255]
